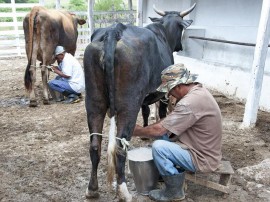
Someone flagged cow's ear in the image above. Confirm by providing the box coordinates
[149,17,162,23]
[78,19,86,25]
[179,19,193,29]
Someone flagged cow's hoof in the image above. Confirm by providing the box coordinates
[43,99,50,105]
[29,100,38,107]
[85,188,99,199]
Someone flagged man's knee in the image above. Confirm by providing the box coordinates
[47,80,52,87]
[152,140,166,153]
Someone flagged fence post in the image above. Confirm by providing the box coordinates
[55,0,61,9]
[11,0,21,56]
[128,0,132,10]
[88,0,94,36]
[39,0,45,6]
[136,0,143,27]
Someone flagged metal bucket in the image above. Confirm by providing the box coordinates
[128,147,159,195]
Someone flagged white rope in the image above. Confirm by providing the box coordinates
[90,132,130,152]
[160,97,169,104]
[90,132,133,175]
[30,64,54,69]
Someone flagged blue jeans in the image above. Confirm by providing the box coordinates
[48,76,77,94]
[152,139,196,176]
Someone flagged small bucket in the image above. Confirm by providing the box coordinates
[128,147,159,195]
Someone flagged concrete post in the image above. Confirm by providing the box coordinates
[242,0,270,127]
[128,0,132,10]
[88,0,94,36]
[55,0,61,9]
[136,0,143,27]
[39,0,45,6]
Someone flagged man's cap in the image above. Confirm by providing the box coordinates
[156,63,198,98]
[54,46,65,56]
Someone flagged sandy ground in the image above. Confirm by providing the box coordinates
[0,57,270,202]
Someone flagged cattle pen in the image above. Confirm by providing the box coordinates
[0,1,136,58]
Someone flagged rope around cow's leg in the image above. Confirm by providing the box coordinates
[89,132,131,173]
[90,133,130,153]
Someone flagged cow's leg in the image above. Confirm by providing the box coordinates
[29,60,38,107]
[86,130,102,198]
[159,98,168,119]
[28,32,42,107]
[142,92,167,123]
[85,111,106,199]
[141,104,150,127]
[41,64,50,105]
[115,109,140,202]
[116,149,132,202]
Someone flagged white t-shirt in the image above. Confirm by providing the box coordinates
[59,53,85,93]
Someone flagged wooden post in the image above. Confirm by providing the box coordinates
[55,0,61,9]
[242,0,270,127]
[128,0,132,10]
[39,0,45,6]
[136,0,143,27]
[88,0,94,37]
[11,0,21,56]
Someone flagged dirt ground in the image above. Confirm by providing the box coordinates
[0,57,270,202]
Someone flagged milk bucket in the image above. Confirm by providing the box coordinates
[128,147,160,195]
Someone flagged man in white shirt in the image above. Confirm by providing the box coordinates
[48,46,85,104]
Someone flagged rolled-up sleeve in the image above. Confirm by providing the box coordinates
[161,103,197,136]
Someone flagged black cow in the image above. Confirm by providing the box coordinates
[83,4,196,201]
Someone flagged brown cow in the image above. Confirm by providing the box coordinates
[23,6,86,107]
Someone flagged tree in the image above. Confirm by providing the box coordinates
[68,0,87,11]
[94,0,125,11]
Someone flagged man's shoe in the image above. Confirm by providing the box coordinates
[48,87,64,102]
[63,94,80,104]
[76,93,83,100]
[149,172,185,201]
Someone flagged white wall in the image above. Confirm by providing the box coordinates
[180,0,270,72]
[174,54,270,112]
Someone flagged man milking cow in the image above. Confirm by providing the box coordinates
[133,63,222,201]
[47,46,85,104]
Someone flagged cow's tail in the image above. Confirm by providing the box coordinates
[104,24,125,185]
[24,6,40,91]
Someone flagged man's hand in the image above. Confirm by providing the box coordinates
[47,65,58,72]
[51,66,58,72]
[133,124,143,137]
[47,65,54,72]
[49,66,70,79]
[133,123,168,138]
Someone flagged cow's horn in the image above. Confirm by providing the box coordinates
[153,4,165,16]
[180,3,196,17]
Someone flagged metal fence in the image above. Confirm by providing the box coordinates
[0,2,136,58]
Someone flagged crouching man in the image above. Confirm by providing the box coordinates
[133,63,222,201]
[48,46,85,104]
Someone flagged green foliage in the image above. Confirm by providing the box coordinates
[68,0,87,11]
[94,0,126,11]
[0,0,38,3]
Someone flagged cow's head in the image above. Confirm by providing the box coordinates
[69,12,86,28]
[149,3,196,52]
